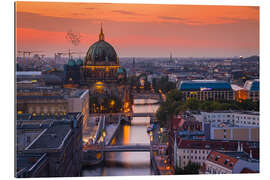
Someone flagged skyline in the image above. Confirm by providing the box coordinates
[16,2,259,58]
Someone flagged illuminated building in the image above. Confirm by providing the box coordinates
[192,111,259,127]
[64,25,126,86]
[231,84,248,102]
[178,80,234,101]
[63,25,130,114]
[16,88,89,129]
[243,79,259,102]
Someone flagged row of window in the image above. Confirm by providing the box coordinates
[205,114,259,121]
[183,149,208,154]
[183,155,206,160]
[30,105,66,111]
[236,116,259,120]
[207,114,231,118]
[235,121,259,125]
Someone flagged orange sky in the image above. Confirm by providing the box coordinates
[16,1,259,57]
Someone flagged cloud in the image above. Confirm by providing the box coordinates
[112,10,143,16]
[158,16,186,21]
[217,17,258,23]
[85,7,96,10]
[16,11,103,33]
[72,13,86,16]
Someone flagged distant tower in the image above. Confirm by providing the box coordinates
[170,52,174,64]
[132,57,136,76]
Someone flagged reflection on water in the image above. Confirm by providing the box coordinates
[122,125,130,145]
[81,100,159,176]
[133,99,159,114]
[134,99,159,104]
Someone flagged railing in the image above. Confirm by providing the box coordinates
[83,143,159,152]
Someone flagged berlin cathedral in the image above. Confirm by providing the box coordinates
[64,25,130,114]
[64,25,127,86]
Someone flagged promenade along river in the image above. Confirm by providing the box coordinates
[82,99,159,176]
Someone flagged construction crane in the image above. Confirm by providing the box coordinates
[17,50,42,62]
[54,49,84,63]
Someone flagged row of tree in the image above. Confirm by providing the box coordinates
[126,75,151,92]
[156,89,259,128]
[152,76,176,94]
[89,94,123,113]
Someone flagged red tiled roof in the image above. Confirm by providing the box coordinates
[178,139,259,158]
[207,151,239,170]
[178,139,237,151]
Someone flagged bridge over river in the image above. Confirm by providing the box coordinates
[83,144,159,152]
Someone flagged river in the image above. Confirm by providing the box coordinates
[81,99,160,176]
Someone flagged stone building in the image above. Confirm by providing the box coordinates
[16,113,83,177]
[16,88,89,129]
[178,80,234,101]
[204,151,259,174]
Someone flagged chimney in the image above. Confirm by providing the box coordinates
[237,141,240,152]
[249,150,253,159]
[240,144,243,152]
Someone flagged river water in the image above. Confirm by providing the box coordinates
[82,99,159,176]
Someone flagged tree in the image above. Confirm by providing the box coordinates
[175,161,201,175]
[156,90,184,128]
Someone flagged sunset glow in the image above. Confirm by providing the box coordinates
[16,2,259,57]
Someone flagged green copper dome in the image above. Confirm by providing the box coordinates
[84,25,118,65]
[68,59,76,66]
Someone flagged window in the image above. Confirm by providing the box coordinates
[191,156,193,159]
[191,150,193,153]
[26,136,31,143]
[183,156,185,159]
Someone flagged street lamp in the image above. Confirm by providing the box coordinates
[102,130,106,138]
[100,136,104,143]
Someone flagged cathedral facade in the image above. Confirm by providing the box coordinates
[63,26,130,114]
[64,25,126,87]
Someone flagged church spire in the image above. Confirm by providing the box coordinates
[99,23,104,41]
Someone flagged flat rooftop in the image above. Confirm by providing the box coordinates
[26,124,71,150]
[179,80,232,91]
